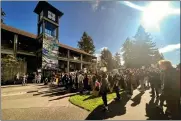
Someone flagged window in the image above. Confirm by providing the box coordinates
[40,24,43,34]
[45,22,57,37]
[40,11,43,21]
[48,11,55,21]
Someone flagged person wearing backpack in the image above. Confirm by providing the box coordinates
[158,60,180,119]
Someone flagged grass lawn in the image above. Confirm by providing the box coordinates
[69,91,123,111]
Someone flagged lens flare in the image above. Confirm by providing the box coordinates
[120,1,180,31]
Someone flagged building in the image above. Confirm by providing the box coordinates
[1,1,96,81]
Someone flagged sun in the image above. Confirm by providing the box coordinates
[141,2,172,31]
[121,1,180,32]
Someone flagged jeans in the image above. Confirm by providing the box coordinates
[115,86,120,99]
[101,91,108,106]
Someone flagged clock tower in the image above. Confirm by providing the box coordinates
[34,1,63,70]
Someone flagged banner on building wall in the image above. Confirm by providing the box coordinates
[42,38,59,70]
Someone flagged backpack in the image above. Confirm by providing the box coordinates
[95,81,100,91]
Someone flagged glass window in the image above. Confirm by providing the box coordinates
[40,11,43,20]
[40,24,43,34]
[45,22,57,37]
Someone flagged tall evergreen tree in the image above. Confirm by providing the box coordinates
[100,48,113,71]
[152,49,164,64]
[114,52,121,68]
[122,37,134,68]
[133,25,157,67]
[77,32,95,54]
[122,25,162,68]
[1,8,6,24]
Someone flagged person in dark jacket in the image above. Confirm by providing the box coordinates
[75,73,78,91]
[68,73,73,92]
[100,72,109,111]
[112,73,121,101]
[62,74,68,89]
[158,60,180,119]
[83,74,89,90]
[149,69,161,97]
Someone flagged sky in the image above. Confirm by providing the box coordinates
[1,1,180,66]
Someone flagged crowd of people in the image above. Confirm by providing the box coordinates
[14,72,42,85]
[98,60,180,120]
[14,60,180,119]
[47,60,180,120]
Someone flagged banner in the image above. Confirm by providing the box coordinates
[42,38,59,70]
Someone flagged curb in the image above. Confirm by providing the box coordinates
[1,84,35,88]
[2,90,38,97]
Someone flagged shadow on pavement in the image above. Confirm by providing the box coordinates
[32,84,78,100]
[131,92,144,107]
[49,93,78,101]
[85,92,130,120]
[145,96,169,120]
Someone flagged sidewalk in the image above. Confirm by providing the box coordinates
[1,84,42,96]
[1,84,40,88]
[1,84,66,97]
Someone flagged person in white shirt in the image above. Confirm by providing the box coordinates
[37,74,41,83]
[15,72,19,84]
[22,73,26,86]
[78,72,84,94]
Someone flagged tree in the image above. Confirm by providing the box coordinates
[122,37,135,68]
[100,48,113,71]
[113,52,121,68]
[77,32,95,54]
[152,49,164,64]
[122,25,160,68]
[1,8,6,24]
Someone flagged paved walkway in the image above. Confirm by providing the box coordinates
[2,84,88,120]
[1,84,168,120]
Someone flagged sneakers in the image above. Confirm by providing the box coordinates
[102,106,109,112]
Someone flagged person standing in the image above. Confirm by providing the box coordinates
[139,69,145,92]
[68,73,73,92]
[75,73,79,91]
[112,73,121,101]
[37,74,41,84]
[126,71,133,97]
[78,72,84,94]
[22,73,26,86]
[15,72,19,85]
[26,73,28,85]
[83,74,89,90]
[149,69,161,97]
[158,60,180,119]
[100,72,109,111]
[35,73,38,83]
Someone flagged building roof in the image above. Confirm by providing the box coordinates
[1,23,37,39]
[58,43,94,57]
[34,1,63,17]
[1,23,96,58]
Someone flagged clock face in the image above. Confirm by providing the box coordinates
[48,11,55,21]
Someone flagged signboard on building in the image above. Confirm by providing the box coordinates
[42,38,59,70]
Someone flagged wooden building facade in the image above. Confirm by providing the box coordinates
[1,1,96,81]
